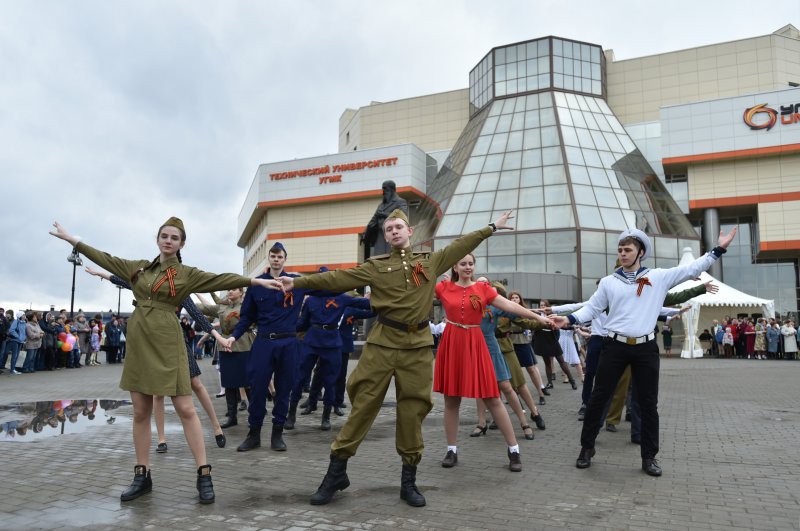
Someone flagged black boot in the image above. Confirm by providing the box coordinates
[300,401,317,415]
[237,426,261,452]
[320,405,332,431]
[333,405,345,416]
[310,455,350,505]
[196,464,215,504]
[400,464,426,507]
[220,389,238,429]
[570,378,578,390]
[285,401,298,430]
[271,424,287,451]
[120,465,152,501]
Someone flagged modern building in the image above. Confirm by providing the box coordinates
[238,24,800,313]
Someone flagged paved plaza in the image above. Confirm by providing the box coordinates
[1,357,798,530]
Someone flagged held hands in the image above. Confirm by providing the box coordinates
[549,315,571,329]
[704,281,719,294]
[253,278,283,290]
[277,276,295,293]
[492,210,515,231]
[717,227,737,249]
[217,336,235,351]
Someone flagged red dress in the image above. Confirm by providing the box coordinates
[433,280,499,398]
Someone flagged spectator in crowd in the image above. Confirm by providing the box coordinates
[766,321,780,360]
[73,313,91,367]
[722,326,734,358]
[0,308,9,373]
[6,311,28,373]
[89,320,101,366]
[118,317,127,362]
[753,318,767,360]
[53,315,67,369]
[104,316,123,364]
[780,320,797,360]
[40,312,58,371]
[661,323,673,357]
[699,329,713,356]
[22,312,42,373]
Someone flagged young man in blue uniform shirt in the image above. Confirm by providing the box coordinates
[286,271,371,431]
[221,242,304,452]
[552,226,737,477]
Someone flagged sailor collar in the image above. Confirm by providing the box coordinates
[613,266,649,283]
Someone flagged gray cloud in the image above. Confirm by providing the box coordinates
[1,0,794,313]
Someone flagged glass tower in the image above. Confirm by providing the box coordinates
[415,37,699,300]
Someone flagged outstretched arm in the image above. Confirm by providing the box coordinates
[491,295,552,327]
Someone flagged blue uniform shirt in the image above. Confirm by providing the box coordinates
[298,294,371,349]
[339,306,375,353]
[232,271,305,338]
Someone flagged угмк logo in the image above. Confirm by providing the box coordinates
[743,102,800,131]
[743,103,777,131]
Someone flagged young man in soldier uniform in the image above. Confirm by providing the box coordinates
[277,209,516,507]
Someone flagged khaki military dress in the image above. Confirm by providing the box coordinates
[75,242,252,396]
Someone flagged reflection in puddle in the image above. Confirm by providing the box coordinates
[0,399,132,442]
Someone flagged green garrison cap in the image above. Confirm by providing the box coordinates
[162,216,186,235]
[385,208,409,226]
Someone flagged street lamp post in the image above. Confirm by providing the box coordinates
[67,249,83,318]
[117,285,122,316]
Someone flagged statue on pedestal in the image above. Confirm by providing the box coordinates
[362,180,409,260]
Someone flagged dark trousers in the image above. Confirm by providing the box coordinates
[105,346,118,364]
[291,345,341,407]
[628,382,642,440]
[581,338,660,459]
[581,335,604,406]
[246,337,297,427]
[308,351,350,407]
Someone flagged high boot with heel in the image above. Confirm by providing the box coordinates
[196,464,215,504]
[120,465,152,501]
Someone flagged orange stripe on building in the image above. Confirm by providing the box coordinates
[285,263,359,274]
[267,226,363,240]
[663,142,800,166]
[689,191,800,209]
[759,240,800,252]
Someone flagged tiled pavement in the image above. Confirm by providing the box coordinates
[1,357,798,530]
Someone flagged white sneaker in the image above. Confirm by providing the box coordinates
[10,370,20,375]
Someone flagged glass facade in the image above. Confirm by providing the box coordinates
[469,37,604,118]
[422,36,698,300]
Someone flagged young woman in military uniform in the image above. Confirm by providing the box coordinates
[49,218,281,505]
[84,265,230,452]
[193,290,254,430]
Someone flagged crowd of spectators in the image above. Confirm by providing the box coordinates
[699,316,798,360]
[0,307,130,374]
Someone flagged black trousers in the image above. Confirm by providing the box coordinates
[580,338,660,459]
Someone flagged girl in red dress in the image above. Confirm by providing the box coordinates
[434,254,553,472]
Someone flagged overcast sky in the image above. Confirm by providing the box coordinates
[1,1,797,315]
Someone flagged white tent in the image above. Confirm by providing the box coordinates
[667,248,775,358]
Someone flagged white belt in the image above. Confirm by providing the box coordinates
[608,331,655,345]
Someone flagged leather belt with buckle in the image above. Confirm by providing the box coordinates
[377,315,430,333]
[313,324,339,330]
[608,332,655,345]
[257,332,297,340]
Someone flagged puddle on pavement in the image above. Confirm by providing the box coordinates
[0,399,134,442]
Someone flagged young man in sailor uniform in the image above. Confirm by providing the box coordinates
[551,227,736,477]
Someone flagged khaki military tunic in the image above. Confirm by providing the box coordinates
[75,242,252,396]
[293,226,493,464]
[196,298,254,352]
